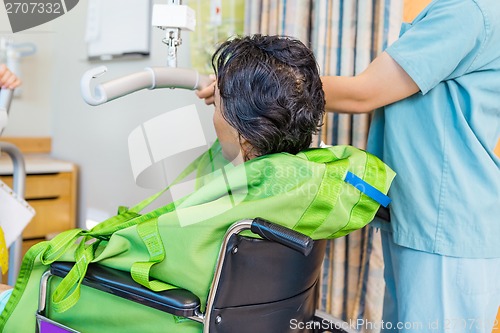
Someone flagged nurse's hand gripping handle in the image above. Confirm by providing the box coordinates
[251,218,314,256]
[0,89,14,134]
[81,66,213,106]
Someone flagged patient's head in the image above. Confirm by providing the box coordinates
[211,34,325,163]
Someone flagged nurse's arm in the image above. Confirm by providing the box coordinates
[322,51,420,114]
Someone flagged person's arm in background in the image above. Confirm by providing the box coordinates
[0,63,21,310]
[321,52,419,114]
[0,64,22,89]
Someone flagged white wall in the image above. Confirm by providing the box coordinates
[1,2,215,227]
[1,11,56,136]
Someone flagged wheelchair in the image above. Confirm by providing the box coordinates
[36,217,365,333]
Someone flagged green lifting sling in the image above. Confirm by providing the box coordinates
[0,141,395,333]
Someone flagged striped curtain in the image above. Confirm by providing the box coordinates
[245,1,402,332]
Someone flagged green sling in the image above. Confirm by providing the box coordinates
[0,142,395,333]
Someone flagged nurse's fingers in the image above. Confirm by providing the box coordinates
[0,64,21,89]
[2,75,21,89]
[196,75,216,106]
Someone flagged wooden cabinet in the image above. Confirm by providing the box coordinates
[0,137,77,256]
[1,171,77,238]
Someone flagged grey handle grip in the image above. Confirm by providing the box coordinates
[0,89,13,113]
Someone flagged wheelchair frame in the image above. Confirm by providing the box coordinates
[36,218,357,333]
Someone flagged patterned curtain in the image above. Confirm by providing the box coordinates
[245,1,402,332]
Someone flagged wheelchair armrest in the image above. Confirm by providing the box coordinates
[50,262,201,317]
[251,218,314,256]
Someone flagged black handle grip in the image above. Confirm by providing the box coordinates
[375,206,391,222]
[250,218,314,256]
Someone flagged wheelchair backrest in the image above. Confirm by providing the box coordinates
[207,233,327,333]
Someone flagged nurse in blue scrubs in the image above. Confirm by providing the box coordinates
[320,0,500,332]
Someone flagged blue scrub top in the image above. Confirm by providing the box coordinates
[368,0,500,258]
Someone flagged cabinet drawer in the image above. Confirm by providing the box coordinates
[1,172,72,200]
[23,198,72,239]
[22,239,45,257]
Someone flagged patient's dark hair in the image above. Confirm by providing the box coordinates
[212,34,325,158]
